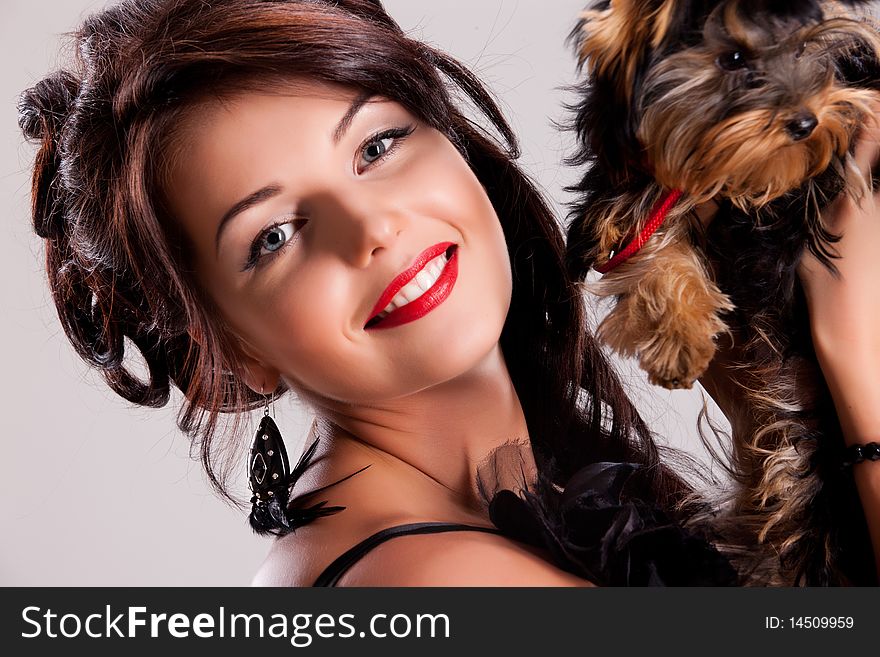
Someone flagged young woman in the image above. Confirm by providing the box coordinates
[17,0,879,586]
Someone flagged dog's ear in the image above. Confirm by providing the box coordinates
[574,0,689,94]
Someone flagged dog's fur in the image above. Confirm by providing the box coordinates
[566,0,880,584]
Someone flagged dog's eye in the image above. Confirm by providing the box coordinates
[717,50,748,71]
[795,42,807,59]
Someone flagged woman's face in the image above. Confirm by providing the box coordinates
[164,80,512,405]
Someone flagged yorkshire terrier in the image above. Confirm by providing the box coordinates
[565,0,880,584]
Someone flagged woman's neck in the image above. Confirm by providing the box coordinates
[311,343,534,513]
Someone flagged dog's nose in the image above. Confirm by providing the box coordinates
[786,113,818,141]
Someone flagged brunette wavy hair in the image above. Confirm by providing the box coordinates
[18,0,709,560]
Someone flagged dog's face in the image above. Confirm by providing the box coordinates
[578,0,880,208]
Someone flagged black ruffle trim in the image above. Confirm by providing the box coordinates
[487,461,739,586]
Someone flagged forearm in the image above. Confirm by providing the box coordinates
[817,348,880,576]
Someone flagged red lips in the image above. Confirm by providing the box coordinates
[365,241,458,330]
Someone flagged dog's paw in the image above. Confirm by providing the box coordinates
[640,329,717,390]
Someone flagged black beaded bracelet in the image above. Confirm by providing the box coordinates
[841,442,880,469]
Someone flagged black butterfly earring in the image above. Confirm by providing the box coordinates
[247,388,351,536]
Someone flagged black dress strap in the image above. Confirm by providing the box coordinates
[312,521,502,587]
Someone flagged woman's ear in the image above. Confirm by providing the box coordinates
[188,323,280,394]
[233,336,282,395]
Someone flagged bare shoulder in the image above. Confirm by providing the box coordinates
[250,529,320,587]
[251,521,596,587]
[338,529,596,587]
[250,432,379,587]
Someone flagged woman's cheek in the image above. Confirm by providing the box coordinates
[267,275,365,397]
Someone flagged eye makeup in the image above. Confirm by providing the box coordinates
[354,124,415,174]
[242,216,307,271]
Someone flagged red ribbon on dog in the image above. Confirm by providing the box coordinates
[593,188,684,275]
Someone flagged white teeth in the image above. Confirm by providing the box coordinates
[398,280,424,304]
[376,252,450,318]
[415,270,433,290]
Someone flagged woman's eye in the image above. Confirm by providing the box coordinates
[261,222,295,253]
[361,136,393,164]
[356,125,415,173]
[243,218,304,271]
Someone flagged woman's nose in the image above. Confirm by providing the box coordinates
[312,190,405,267]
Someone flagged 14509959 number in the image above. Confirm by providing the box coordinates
[791,617,853,629]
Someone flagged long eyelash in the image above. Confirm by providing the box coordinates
[359,124,416,169]
[242,218,301,272]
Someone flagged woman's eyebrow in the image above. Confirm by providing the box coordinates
[333,91,375,144]
[215,184,283,256]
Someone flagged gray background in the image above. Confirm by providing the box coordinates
[1,0,727,585]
